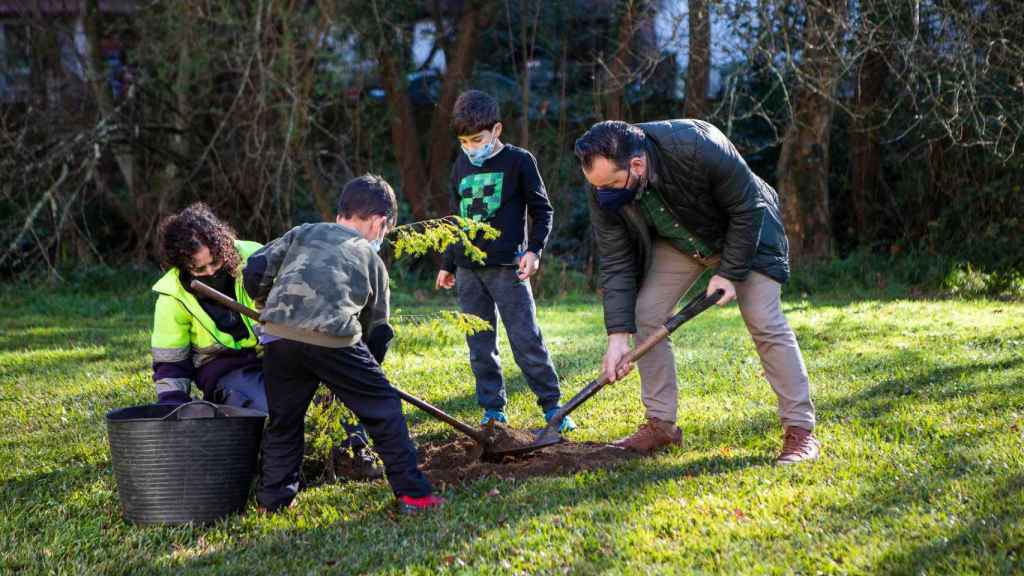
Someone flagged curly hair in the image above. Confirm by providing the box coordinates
[158,202,241,276]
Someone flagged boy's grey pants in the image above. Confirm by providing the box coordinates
[456,266,561,413]
[635,240,816,430]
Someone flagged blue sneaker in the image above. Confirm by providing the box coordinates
[544,407,577,433]
[480,410,508,426]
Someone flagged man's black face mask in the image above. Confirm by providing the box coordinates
[595,168,642,211]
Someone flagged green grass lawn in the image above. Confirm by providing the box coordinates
[1,283,1022,575]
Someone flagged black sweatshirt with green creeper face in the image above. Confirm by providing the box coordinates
[442,144,554,271]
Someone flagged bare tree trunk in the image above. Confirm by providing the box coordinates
[425,2,489,217]
[26,9,56,112]
[518,0,531,148]
[379,48,431,222]
[604,1,637,120]
[515,0,543,149]
[151,10,195,239]
[551,30,570,235]
[776,0,845,262]
[289,10,334,221]
[82,0,135,194]
[926,138,948,225]
[848,46,887,243]
[682,0,710,119]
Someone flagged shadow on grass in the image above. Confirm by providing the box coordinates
[0,323,148,382]
[872,474,1024,574]
[400,327,1023,462]
[720,349,1023,573]
[824,355,1024,419]
[0,348,114,381]
[1,436,769,574]
[112,452,770,575]
[801,423,1024,573]
[676,349,1024,445]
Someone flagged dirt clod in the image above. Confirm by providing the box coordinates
[479,420,541,452]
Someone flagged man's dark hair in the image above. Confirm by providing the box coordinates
[452,90,500,136]
[574,120,646,171]
[336,174,397,226]
[158,202,241,274]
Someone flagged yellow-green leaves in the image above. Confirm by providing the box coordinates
[390,216,500,265]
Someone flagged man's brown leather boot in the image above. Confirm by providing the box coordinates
[613,417,682,453]
[776,426,821,465]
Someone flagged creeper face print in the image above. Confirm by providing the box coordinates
[458,172,504,221]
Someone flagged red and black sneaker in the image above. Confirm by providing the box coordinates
[397,494,446,515]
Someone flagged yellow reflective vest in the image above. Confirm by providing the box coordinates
[150,240,262,397]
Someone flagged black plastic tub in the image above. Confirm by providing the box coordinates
[106,401,266,525]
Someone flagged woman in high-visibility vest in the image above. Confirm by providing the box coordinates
[151,203,380,478]
[151,203,265,409]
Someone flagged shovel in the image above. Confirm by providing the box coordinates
[188,280,491,450]
[487,288,725,458]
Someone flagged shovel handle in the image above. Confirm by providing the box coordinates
[393,388,487,444]
[543,289,724,431]
[189,280,262,322]
[625,288,724,364]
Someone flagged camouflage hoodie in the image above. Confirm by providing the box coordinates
[242,222,389,348]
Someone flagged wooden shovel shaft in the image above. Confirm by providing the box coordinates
[626,326,670,364]
[189,279,489,445]
[542,289,724,433]
[189,280,261,322]
[393,389,487,443]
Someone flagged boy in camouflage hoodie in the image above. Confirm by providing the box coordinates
[243,175,443,514]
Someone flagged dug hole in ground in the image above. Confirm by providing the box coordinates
[308,424,642,490]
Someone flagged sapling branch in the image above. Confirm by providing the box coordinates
[388,215,500,266]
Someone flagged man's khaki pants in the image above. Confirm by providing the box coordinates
[635,240,816,430]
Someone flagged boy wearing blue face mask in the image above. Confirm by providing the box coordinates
[245,174,443,514]
[435,90,574,432]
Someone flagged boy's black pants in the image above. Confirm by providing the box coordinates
[256,339,432,511]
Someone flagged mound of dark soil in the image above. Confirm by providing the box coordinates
[478,420,540,452]
[417,422,641,487]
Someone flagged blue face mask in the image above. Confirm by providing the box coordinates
[595,170,642,211]
[368,219,388,253]
[462,130,500,167]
